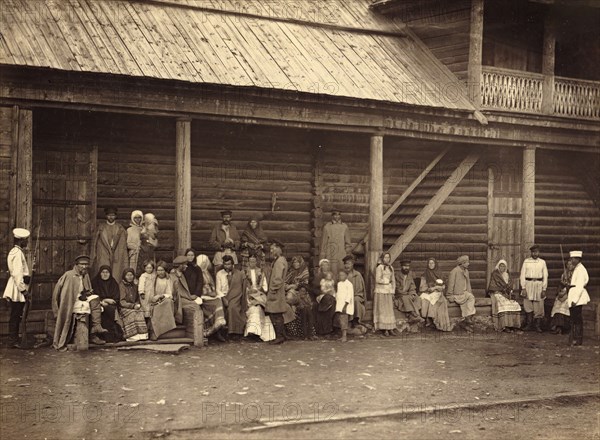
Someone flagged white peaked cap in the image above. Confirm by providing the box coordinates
[13,228,30,239]
[569,250,583,258]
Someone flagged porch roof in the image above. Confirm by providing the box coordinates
[0,0,475,112]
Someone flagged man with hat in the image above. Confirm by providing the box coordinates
[266,240,288,344]
[52,255,108,350]
[3,228,31,347]
[394,258,423,327]
[519,245,548,332]
[91,206,129,278]
[447,255,476,332]
[567,250,590,346]
[320,209,352,276]
[209,210,241,254]
[343,254,366,327]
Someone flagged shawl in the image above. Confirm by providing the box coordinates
[423,257,442,287]
[119,268,139,308]
[91,265,120,302]
[286,256,309,287]
[487,260,513,296]
[241,219,268,246]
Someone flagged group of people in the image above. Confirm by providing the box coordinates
[2,209,592,349]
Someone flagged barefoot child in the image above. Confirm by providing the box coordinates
[336,270,354,342]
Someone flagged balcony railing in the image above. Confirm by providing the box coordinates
[481,66,600,120]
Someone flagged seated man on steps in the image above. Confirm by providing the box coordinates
[446,255,476,333]
[171,255,204,342]
[394,259,424,327]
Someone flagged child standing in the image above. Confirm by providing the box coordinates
[137,260,155,319]
[336,270,354,342]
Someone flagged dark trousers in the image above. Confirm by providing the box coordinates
[569,305,583,345]
[8,301,26,340]
[269,313,285,339]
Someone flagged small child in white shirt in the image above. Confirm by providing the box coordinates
[335,271,354,342]
[137,260,156,318]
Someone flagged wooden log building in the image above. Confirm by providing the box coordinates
[0,0,599,334]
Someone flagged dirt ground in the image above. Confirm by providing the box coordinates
[0,330,598,440]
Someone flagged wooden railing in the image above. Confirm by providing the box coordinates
[481,66,600,120]
[554,76,600,120]
[481,67,543,114]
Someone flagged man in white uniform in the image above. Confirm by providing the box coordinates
[567,250,590,346]
[3,228,30,348]
[520,244,548,332]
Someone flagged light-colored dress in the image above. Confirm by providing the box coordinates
[373,264,396,330]
[244,268,275,341]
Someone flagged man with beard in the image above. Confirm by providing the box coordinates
[216,255,246,339]
[91,206,128,278]
[209,210,241,255]
[171,255,204,344]
[394,259,423,327]
[266,240,288,344]
[447,255,476,332]
[519,245,548,332]
[52,255,108,351]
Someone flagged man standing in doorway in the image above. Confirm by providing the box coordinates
[520,244,548,332]
[320,209,352,276]
[91,207,129,278]
[3,228,31,348]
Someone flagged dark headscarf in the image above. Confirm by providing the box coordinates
[423,257,442,287]
[121,268,136,286]
[91,265,120,302]
[183,248,203,295]
[286,256,309,287]
[242,218,268,245]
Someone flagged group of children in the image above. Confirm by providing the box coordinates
[318,270,355,342]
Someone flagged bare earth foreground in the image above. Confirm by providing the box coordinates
[1,331,598,440]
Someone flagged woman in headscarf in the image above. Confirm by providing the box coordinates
[487,259,522,332]
[126,210,144,273]
[197,254,227,341]
[243,254,275,341]
[118,268,149,341]
[91,265,124,342]
[550,260,574,334]
[145,260,177,340]
[314,259,336,335]
[373,252,397,336]
[135,213,159,276]
[183,248,204,298]
[419,257,452,332]
[240,217,269,269]
[284,256,315,339]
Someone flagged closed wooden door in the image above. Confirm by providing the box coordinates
[32,147,97,309]
[487,162,522,287]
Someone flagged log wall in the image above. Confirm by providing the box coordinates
[0,107,12,283]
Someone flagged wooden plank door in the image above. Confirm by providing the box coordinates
[487,161,522,288]
[32,146,97,309]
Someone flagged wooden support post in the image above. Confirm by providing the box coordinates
[74,314,89,351]
[175,118,192,255]
[10,106,33,232]
[541,13,556,115]
[366,135,384,298]
[521,147,536,258]
[467,0,484,108]
[193,306,205,348]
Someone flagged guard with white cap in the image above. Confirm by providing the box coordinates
[567,250,590,346]
[2,228,31,348]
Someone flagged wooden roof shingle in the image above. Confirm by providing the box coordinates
[0,0,475,111]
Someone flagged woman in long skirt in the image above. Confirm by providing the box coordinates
[419,257,452,332]
[373,252,397,336]
[118,268,148,341]
[488,259,522,332]
[145,261,177,340]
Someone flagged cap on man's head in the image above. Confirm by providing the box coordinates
[400,259,411,265]
[13,228,30,239]
[74,255,91,264]
[173,255,188,265]
[220,210,232,217]
[270,239,284,249]
[457,255,469,265]
[104,206,118,215]
[342,254,355,263]
[529,244,540,251]
[569,250,583,258]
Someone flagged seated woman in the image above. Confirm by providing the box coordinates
[197,254,227,342]
[145,261,177,340]
[487,259,522,332]
[243,254,275,342]
[284,256,315,339]
[91,265,124,343]
[118,268,149,341]
[419,257,452,332]
[550,260,573,334]
[240,217,268,269]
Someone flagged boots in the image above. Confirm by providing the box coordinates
[534,318,543,333]
[89,299,108,335]
[269,314,285,345]
[523,312,534,331]
[90,335,106,345]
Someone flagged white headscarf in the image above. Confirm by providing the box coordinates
[130,210,143,227]
[495,259,510,284]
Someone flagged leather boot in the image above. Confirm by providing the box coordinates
[269,314,285,345]
[523,312,534,331]
[89,299,108,335]
[90,335,106,345]
[534,318,543,333]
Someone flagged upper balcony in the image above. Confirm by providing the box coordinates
[481,66,600,120]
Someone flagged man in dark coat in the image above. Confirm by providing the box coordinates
[266,240,288,344]
[209,210,241,251]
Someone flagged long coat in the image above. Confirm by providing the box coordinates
[2,246,29,302]
[91,222,129,278]
[266,256,288,314]
[447,266,472,296]
[52,268,92,350]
